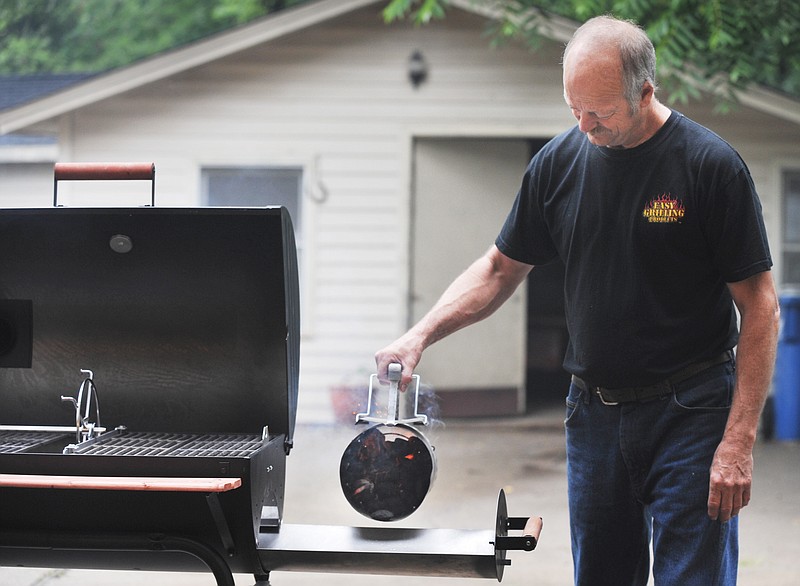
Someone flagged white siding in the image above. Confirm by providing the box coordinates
[0,163,54,207]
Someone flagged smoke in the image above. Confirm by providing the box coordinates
[330,378,443,431]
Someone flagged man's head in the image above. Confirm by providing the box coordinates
[563,16,664,148]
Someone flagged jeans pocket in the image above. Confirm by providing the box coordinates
[671,363,734,411]
[565,380,584,425]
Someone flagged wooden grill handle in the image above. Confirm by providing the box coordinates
[54,162,155,181]
[523,515,544,542]
[0,473,241,493]
[53,162,156,206]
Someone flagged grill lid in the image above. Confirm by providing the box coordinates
[0,207,299,450]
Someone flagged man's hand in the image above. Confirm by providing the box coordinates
[374,333,423,391]
[707,437,753,522]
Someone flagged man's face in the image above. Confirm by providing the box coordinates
[563,52,648,149]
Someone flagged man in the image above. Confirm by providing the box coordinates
[375,15,780,586]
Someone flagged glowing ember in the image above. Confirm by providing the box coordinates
[339,424,435,522]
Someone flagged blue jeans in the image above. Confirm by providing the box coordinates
[565,360,738,586]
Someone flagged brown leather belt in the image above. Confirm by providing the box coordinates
[571,351,734,405]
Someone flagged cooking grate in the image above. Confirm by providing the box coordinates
[0,431,69,454]
[73,431,264,458]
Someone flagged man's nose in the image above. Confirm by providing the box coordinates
[577,114,596,133]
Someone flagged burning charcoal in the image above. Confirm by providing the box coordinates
[340,424,435,522]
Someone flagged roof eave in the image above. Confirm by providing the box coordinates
[737,85,800,127]
[0,0,382,135]
[449,0,577,44]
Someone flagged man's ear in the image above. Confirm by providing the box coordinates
[640,82,655,108]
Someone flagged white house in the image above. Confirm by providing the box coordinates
[1,0,799,422]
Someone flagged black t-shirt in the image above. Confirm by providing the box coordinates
[496,111,772,387]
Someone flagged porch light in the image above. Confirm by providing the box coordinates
[408,50,428,88]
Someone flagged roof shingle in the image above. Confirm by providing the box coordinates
[0,73,97,112]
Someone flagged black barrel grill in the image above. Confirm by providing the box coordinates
[0,165,538,585]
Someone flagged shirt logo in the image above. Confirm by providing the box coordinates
[642,193,685,223]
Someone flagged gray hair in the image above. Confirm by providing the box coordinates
[564,16,658,113]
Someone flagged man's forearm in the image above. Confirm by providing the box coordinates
[723,273,780,447]
[410,246,532,348]
[708,271,779,521]
[375,245,532,385]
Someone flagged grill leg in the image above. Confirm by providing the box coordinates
[253,573,271,585]
[152,535,235,586]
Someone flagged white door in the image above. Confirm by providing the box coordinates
[411,138,530,409]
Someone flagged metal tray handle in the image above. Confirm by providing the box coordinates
[356,363,427,426]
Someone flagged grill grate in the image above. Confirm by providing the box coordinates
[73,431,264,458]
[0,430,68,454]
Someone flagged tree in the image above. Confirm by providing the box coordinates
[0,0,307,74]
[383,0,800,107]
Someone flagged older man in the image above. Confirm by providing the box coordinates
[375,15,780,586]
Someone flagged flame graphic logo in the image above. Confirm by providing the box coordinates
[642,193,685,223]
